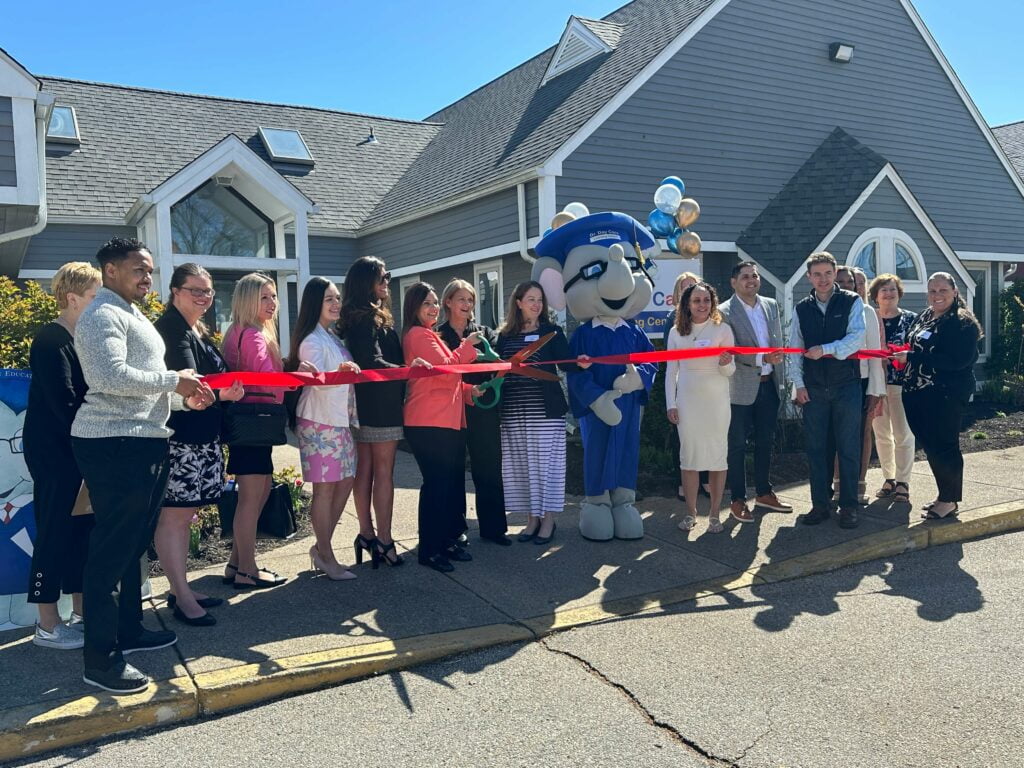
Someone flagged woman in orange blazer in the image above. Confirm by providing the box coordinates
[402,282,482,573]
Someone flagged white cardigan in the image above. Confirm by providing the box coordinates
[296,325,357,428]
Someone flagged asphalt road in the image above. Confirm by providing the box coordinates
[22,531,1024,768]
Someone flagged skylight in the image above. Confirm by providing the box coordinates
[258,127,314,165]
[47,105,81,144]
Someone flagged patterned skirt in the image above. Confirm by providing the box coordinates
[500,415,566,516]
[297,418,357,483]
[164,439,225,507]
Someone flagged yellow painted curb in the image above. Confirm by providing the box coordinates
[0,675,197,764]
[926,500,1024,546]
[521,570,765,636]
[193,622,534,715]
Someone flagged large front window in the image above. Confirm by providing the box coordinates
[171,180,274,259]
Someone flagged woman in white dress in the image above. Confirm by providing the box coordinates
[665,282,735,533]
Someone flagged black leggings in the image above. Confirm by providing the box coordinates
[902,386,964,503]
[404,426,466,560]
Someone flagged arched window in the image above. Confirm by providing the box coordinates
[846,229,925,288]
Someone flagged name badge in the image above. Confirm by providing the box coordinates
[919,330,932,340]
[695,339,712,348]
[524,334,540,342]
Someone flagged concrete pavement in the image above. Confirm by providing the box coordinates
[2,445,1023,762]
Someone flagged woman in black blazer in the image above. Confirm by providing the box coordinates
[894,272,981,520]
[153,264,243,626]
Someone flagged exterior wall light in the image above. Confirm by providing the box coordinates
[829,43,855,63]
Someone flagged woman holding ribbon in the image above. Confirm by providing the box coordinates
[154,263,244,624]
[496,281,573,545]
[665,282,735,533]
[401,281,482,573]
[287,277,362,580]
[437,278,508,546]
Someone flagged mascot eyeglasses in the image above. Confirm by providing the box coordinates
[564,254,657,291]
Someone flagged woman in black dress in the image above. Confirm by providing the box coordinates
[24,261,101,650]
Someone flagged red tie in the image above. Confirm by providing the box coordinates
[2,502,12,524]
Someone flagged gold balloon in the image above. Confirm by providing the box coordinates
[675,198,701,229]
[551,211,576,230]
[677,231,702,256]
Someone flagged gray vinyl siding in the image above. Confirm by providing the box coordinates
[525,179,539,236]
[420,264,473,299]
[559,0,1024,260]
[502,252,534,299]
[0,97,16,187]
[357,188,519,270]
[286,233,359,277]
[22,223,136,271]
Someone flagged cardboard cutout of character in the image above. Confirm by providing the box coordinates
[0,371,37,630]
[533,212,659,540]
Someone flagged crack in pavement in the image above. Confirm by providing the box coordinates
[734,704,774,763]
[538,637,742,767]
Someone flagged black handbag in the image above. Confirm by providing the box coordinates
[222,393,288,446]
[217,482,297,539]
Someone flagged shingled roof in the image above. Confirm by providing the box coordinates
[37,78,441,232]
[737,127,890,280]
[363,0,717,228]
[993,121,1024,184]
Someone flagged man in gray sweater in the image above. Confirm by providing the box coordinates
[72,236,212,694]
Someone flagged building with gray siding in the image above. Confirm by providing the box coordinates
[2,0,1022,361]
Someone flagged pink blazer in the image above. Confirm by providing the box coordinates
[223,325,284,405]
[402,326,477,430]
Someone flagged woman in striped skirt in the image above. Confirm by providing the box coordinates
[496,282,574,545]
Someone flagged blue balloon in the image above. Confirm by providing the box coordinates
[647,209,675,238]
[542,227,553,238]
[660,176,686,196]
[666,227,684,254]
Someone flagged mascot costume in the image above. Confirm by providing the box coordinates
[533,206,660,540]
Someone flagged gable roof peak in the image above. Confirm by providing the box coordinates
[541,15,620,86]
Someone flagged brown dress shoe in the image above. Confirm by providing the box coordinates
[730,500,754,522]
[754,492,793,513]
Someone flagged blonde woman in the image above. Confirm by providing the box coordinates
[24,262,101,649]
[222,273,288,590]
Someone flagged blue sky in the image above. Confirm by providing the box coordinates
[3,0,1021,126]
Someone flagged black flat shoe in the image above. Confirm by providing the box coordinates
[517,527,539,542]
[481,534,512,546]
[233,569,287,590]
[172,606,217,626]
[419,554,454,573]
[445,544,473,562]
[534,523,557,545]
[167,594,223,610]
[221,563,238,585]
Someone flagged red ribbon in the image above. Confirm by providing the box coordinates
[202,344,910,390]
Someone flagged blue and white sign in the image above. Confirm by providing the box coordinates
[634,258,701,338]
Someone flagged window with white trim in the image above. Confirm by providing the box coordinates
[397,275,420,332]
[474,260,504,329]
[847,228,925,287]
[963,262,992,361]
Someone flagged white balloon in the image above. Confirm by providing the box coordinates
[563,202,590,219]
[654,183,683,215]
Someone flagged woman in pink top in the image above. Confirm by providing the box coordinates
[401,282,482,573]
[222,273,288,590]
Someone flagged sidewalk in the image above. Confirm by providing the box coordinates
[3,445,1024,762]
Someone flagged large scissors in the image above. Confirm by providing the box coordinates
[472,331,561,409]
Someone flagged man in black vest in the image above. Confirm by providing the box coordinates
[789,252,866,528]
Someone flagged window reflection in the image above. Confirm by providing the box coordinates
[171,181,273,259]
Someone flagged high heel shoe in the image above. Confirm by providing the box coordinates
[353,534,376,565]
[373,539,405,568]
[309,546,357,581]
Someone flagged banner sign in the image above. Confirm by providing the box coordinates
[634,257,701,338]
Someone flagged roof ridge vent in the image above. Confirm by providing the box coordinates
[541,16,618,86]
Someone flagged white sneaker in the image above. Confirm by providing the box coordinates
[33,622,85,650]
[68,612,85,633]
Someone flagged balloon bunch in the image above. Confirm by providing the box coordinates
[543,201,591,237]
[645,176,701,256]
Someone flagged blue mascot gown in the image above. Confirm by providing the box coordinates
[568,320,657,496]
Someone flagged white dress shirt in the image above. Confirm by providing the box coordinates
[741,297,773,375]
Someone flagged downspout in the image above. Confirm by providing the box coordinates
[517,183,534,265]
[0,92,54,247]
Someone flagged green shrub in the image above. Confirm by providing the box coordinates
[989,282,1024,377]
[971,431,988,440]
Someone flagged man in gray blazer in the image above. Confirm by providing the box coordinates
[718,261,793,521]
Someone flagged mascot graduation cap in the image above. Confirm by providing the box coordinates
[534,206,659,540]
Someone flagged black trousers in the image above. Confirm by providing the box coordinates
[903,386,964,502]
[25,441,93,603]
[72,436,170,672]
[464,406,507,539]
[405,426,467,560]
[727,380,780,502]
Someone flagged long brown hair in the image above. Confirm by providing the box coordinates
[499,281,549,337]
[675,281,722,336]
[402,281,436,336]
[338,256,393,334]
[928,272,983,336]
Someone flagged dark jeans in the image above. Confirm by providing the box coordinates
[25,441,93,603]
[803,379,862,509]
[727,381,780,502]
[903,386,964,502]
[464,406,507,539]
[72,436,170,672]
[404,426,467,560]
